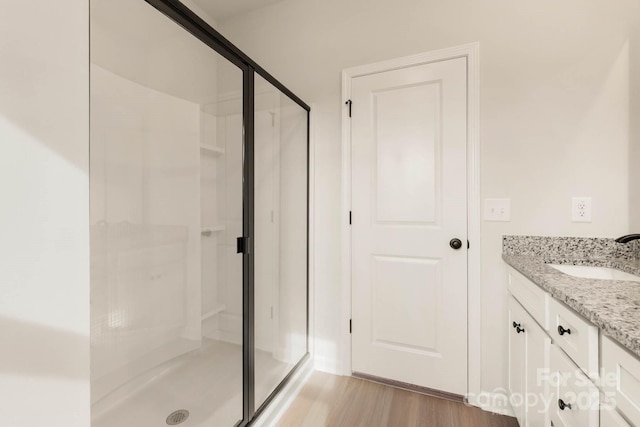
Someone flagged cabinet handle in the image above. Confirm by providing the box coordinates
[512,321,520,329]
[516,326,525,334]
[557,325,571,336]
[558,399,572,411]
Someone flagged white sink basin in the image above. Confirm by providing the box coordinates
[548,264,640,282]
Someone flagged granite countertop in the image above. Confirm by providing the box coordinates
[502,236,640,359]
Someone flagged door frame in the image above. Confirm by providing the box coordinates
[340,42,480,401]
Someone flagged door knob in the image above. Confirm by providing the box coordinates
[450,238,463,250]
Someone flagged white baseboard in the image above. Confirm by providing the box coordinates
[466,390,515,417]
[313,355,343,375]
[251,357,315,426]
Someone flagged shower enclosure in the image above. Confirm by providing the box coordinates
[89,1,309,426]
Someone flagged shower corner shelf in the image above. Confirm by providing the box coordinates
[199,144,225,155]
[201,304,227,321]
[201,225,225,236]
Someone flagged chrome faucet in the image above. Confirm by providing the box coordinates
[615,234,640,243]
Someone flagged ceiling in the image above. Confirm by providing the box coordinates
[192,0,287,21]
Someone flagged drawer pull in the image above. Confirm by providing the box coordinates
[558,399,572,411]
[512,321,521,329]
[558,325,571,336]
[516,326,525,333]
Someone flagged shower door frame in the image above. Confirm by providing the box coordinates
[143,1,311,426]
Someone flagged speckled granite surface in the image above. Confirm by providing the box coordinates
[503,235,640,261]
[502,235,640,359]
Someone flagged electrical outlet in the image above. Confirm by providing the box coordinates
[484,198,511,221]
[572,197,592,222]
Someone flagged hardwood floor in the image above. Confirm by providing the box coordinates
[276,372,519,427]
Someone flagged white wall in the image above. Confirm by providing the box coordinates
[0,2,90,426]
[629,19,640,230]
[219,0,640,401]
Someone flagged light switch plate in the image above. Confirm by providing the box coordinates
[484,198,511,221]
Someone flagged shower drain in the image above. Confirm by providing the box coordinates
[166,409,190,425]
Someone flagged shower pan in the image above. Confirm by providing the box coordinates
[89,1,309,426]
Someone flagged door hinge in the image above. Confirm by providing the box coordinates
[345,99,352,118]
[236,236,250,254]
[349,211,352,225]
[350,319,352,334]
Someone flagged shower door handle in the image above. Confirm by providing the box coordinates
[237,236,250,254]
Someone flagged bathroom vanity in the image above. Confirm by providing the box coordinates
[503,236,640,427]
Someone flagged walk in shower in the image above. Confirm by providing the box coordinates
[89,1,309,426]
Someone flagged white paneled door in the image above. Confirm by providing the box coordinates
[350,57,468,395]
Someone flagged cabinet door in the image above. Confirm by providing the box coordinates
[509,294,552,427]
[508,296,527,426]
[549,344,599,427]
[601,336,640,426]
[600,408,631,427]
[522,307,551,427]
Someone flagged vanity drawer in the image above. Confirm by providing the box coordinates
[549,298,599,378]
[601,336,640,426]
[550,344,599,427]
[507,267,549,330]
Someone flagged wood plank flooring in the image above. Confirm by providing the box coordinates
[276,372,519,427]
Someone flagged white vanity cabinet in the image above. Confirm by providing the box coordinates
[507,264,640,427]
[508,295,551,427]
[507,267,599,427]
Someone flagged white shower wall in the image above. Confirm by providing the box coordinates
[201,104,244,345]
[90,64,202,402]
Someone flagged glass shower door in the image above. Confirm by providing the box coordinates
[253,75,309,409]
[90,0,245,425]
